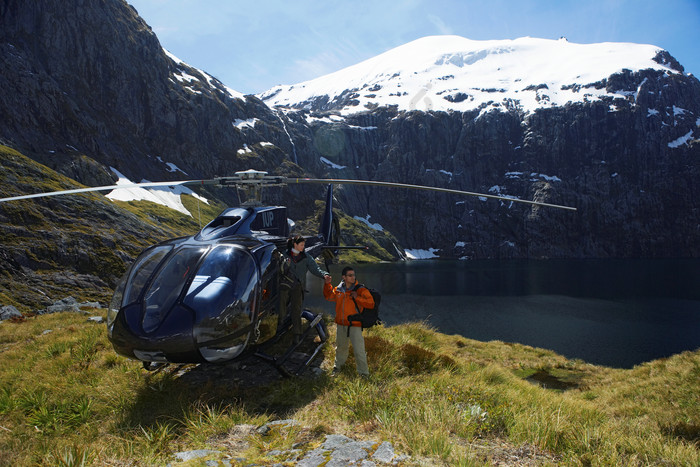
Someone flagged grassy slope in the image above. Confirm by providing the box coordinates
[295,199,403,264]
[0,310,697,466]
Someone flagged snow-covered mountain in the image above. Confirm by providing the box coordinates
[255,34,699,260]
[259,35,681,115]
[4,0,700,316]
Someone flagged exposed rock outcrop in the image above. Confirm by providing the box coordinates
[0,0,319,190]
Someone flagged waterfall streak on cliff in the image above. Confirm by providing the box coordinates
[275,111,298,164]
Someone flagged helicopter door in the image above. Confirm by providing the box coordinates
[183,245,259,362]
[252,244,282,343]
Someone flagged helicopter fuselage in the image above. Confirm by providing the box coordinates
[106,206,294,364]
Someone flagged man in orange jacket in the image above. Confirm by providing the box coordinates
[323,266,374,377]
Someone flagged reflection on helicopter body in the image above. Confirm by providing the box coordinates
[108,236,288,364]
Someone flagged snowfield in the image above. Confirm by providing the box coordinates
[259,35,677,115]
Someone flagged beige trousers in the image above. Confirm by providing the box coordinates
[334,325,368,376]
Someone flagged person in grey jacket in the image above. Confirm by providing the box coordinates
[280,235,330,343]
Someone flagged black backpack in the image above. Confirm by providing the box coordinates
[348,284,382,329]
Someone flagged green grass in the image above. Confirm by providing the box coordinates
[0,311,697,466]
[0,144,395,313]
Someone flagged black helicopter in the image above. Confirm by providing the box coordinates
[0,169,575,375]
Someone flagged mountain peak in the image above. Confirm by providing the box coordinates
[259,35,677,115]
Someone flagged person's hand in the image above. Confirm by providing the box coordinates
[324,274,332,284]
[350,291,358,299]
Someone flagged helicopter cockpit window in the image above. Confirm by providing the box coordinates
[184,245,258,362]
[221,216,241,227]
[107,270,129,337]
[141,247,204,333]
[122,245,172,307]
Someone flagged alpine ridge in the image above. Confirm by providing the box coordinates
[259,35,685,115]
[0,0,314,189]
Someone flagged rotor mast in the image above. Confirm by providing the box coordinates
[216,170,286,207]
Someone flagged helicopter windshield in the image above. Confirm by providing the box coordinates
[141,247,204,333]
[122,245,172,307]
[184,245,258,362]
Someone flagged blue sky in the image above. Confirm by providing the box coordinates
[127,0,699,95]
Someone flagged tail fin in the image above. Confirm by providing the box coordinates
[317,185,340,270]
[319,184,335,245]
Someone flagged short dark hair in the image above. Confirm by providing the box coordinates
[341,266,354,276]
[287,235,305,250]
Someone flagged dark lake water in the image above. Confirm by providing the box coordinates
[306,259,700,368]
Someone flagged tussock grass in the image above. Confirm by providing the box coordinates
[0,312,698,465]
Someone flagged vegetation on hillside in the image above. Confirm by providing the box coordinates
[2,146,698,465]
[0,309,697,466]
[0,145,225,312]
[295,199,403,264]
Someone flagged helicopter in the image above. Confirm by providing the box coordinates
[0,169,576,376]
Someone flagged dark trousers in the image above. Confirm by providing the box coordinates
[279,281,304,336]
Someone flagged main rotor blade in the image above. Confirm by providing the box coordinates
[0,170,577,211]
[0,179,214,203]
[285,177,577,211]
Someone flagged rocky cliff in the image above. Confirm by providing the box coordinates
[265,40,700,258]
[0,0,328,211]
[273,72,700,258]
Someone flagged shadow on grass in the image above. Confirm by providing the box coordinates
[115,337,332,433]
[525,369,579,390]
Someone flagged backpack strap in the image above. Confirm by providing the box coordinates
[350,284,365,312]
[348,284,365,336]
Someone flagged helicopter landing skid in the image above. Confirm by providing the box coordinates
[254,309,328,377]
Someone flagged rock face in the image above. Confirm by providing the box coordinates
[261,36,700,258]
[0,0,318,187]
[1,0,700,266]
[285,78,700,258]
